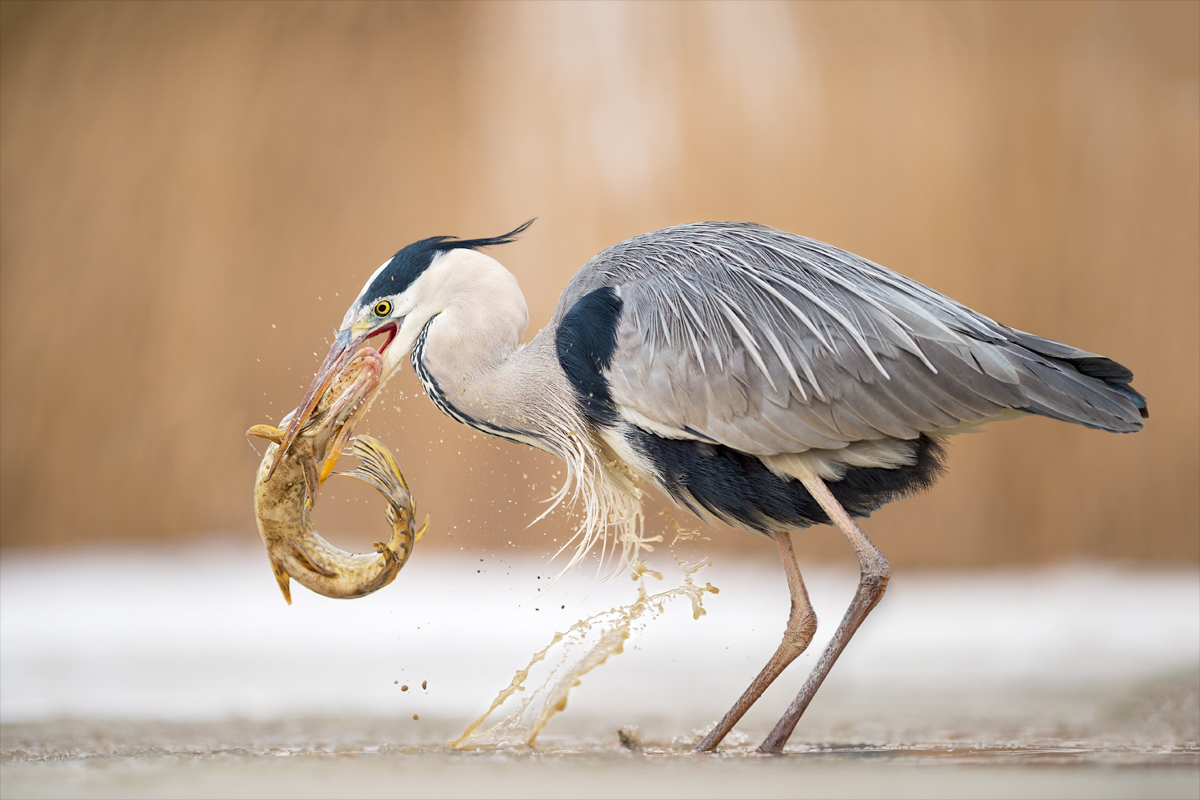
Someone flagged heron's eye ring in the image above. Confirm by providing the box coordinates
[373,300,393,317]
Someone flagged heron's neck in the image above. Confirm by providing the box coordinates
[406,250,647,577]
[411,258,582,453]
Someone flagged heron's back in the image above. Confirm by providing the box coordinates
[549,222,1145,532]
[555,222,1146,440]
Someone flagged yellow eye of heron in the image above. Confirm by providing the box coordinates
[373,300,393,317]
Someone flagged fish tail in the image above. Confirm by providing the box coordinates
[338,435,412,511]
[342,435,426,571]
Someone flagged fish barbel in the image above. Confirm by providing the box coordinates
[247,347,426,604]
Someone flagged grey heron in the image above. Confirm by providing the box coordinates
[272,220,1147,753]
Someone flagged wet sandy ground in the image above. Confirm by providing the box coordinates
[4,702,1197,800]
[2,544,1197,797]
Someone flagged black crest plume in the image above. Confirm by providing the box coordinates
[363,219,536,304]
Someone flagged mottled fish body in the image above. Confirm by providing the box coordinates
[248,348,426,604]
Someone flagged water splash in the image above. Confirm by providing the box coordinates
[451,560,718,750]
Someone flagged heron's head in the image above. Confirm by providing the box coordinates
[268,220,533,477]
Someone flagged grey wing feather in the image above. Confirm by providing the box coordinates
[554,222,1145,455]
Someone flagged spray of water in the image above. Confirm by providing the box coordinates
[451,560,718,749]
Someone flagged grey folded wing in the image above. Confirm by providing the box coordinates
[554,222,1145,457]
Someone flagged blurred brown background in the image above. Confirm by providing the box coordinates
[2,1,1196,566]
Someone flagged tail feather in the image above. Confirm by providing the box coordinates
[1006,328,1148,429]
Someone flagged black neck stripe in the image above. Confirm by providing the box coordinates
[410,318,533,447]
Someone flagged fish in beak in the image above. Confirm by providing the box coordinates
[267,322,398,481]
[310,347,385,487]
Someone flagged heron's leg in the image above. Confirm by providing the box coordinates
[758,472,890,754]
[694,530,817,752]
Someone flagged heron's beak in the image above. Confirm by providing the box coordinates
[269,328,355,480]
[267,324,382,479]
[269,318,401,480]
[313,347,383,485]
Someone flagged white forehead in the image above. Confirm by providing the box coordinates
[341,258,393,328]
[354,259,392,306]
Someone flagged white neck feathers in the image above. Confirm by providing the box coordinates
[413,249,529,371]
[409,249,649,577]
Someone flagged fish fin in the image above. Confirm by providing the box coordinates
[302,458,321,510]
[247,424,285,444]
[269,557,293,605]
[372,541,398,565]
[318,447,342,485]
[358,435,410,492]
[340,436,409,500]
[415,514,429,544]
[291,542,338,578]
[337,468,390,498]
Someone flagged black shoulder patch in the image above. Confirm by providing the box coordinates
[363,219,535,304]
[556,286,623,427]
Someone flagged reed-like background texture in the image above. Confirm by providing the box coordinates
[2,1,1196,566]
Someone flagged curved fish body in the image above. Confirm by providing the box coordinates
[248,348,426,604]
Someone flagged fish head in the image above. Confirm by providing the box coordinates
[289,346,384,483]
